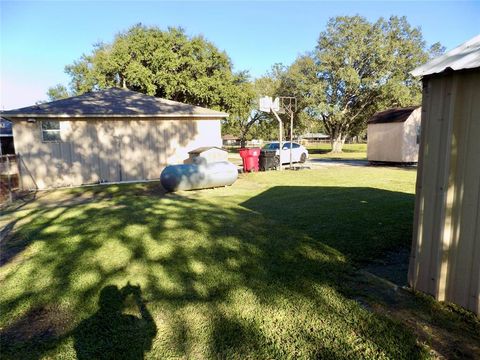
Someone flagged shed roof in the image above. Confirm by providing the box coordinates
[411,34,480,77]
[368,106,420,124]
[1,88,228,119]
[188,146,226,155]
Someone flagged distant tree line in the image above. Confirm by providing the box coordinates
[48,17,443,152]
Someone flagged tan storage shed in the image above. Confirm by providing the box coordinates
[408,35,480,315]
[1,88,227,190]
[367,106,421,163]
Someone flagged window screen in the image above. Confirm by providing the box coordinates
[41,121,61,142]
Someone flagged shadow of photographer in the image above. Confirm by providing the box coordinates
[73,283,157,360]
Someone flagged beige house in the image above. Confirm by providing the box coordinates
[1,88,227,189]
[408,35,480,315]
[367,106,421,163]
[222,134,240,146]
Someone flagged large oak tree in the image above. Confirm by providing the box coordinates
[282,16,443,152]
[48,24,250,113]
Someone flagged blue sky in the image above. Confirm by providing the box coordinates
[1,1,479,109]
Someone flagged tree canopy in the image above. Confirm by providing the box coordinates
[50,24,250,113]
[221,66,284,146]
[47,18,443,150]
[222,63,323,146]
[46,84,71,101]
[279,15,443,152]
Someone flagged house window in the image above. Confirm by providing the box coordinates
[41,120,61,142]
[416,124,421,145]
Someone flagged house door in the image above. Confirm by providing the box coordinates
[113,135,123,182]
[97,124,122,183]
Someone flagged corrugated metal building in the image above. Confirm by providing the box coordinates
[408,35,480,315]
[367,106,421,163]
[1,88,227,189]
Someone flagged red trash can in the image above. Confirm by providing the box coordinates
[239,147,260,172]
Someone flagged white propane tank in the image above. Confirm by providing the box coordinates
[160,161,238,192]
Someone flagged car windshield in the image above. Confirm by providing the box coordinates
[263,143,279,150]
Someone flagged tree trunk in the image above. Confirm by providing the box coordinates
[240,138,247,148]
[331,134,346,153]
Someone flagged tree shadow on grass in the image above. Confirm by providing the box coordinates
[241,186,480,358]
[0,183,476,358]
[0,304,72,359]
[307,148,333,155]
[0,284,157,360]
[241,186,415,266]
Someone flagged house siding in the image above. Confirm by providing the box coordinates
[12,117,221,189]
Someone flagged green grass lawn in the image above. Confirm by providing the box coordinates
[307,143,367,160]
[1,167,478,359]
[227,143,367,161]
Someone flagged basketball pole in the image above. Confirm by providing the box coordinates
[281,98,295,170]
[289,109,293,169]
[271,109,283,171]
[259,96,296,171]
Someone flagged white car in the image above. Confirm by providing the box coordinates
[262,142,309,164]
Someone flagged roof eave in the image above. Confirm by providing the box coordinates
[411,34,480,78]
[411,66,480,79]
[1,113,228,119]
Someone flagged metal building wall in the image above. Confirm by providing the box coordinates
[408,69,480,315]
[12,117,221,189]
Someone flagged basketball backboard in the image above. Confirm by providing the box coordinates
[259,96,272,112]
[259,96,280,113]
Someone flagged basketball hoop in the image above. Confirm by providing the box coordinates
[272,97,280,112]
[259,96,280,113]
[259,96,272,112]
[278,97,296,115]
[258,95,297,171]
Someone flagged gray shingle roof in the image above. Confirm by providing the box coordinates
[1,88,228,119]
[411,34,480,77]
[368,106,420,124]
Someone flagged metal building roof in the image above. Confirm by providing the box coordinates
[1,88,228,119]
[412,34,480,77]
